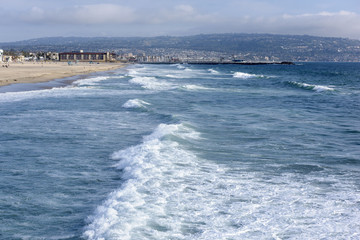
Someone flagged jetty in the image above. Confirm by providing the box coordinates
[138,61,294,65]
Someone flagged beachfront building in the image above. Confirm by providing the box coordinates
[2,55,12,62]
[47,52,59,61]
[16,55,25,62]
[0,49,3,62]
[59,51,116,62]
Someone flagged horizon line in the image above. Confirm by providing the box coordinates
[1,32,359,44]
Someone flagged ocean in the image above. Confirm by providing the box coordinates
[0,63,359,239]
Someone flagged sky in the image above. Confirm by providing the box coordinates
[1,0,360,42]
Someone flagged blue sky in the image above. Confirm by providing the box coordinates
[1,0,360,42]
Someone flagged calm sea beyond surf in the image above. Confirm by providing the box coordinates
[0,62,359,239]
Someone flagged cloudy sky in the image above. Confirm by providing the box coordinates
[1,0,360,42]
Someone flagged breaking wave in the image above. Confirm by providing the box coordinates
[129,77,176,91]
[165,74,184,79]
[181,84,212,91]
[122,99,151,109]
[174,64,186,69]
[73,76,111,86]
[0,86,87,103]
[208,69,219,74]
[287,81,335,92]
[233,72,264,79]
[83,123,206,239]
[83,123,360,240]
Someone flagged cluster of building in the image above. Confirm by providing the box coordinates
[136,54,180,63]
[0,48,184,64]
[0,49,14,63]
[0,48,246,64]
[0,49,117,63]
[59,51,117,62]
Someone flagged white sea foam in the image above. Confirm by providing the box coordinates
[129,76,176,90]
[174,64,186,69]
[74,65,358,239]
[0,87,82,103]
[127,69,139,76]
[82,113,360,240]
[127,67,152,78]
[166,69,204,79]
[165,74,184,79]
[122,99,151,109]
[73,76,111,86]
[83,123,207,239]
[233,72,264,79]
[289,81,335,92]
[304,83,334,92]
[83,122,360,239]
[181,84,211,91]
[0,76,114,103]
[208,69,219,74]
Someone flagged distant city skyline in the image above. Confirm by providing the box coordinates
[1,0,360,42]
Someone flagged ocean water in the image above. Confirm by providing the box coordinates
[0,63,359,240]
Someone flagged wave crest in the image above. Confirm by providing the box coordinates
[129,77,176,90]
[288,81,335,92]
[208,69,219,74]
[73,76,111,86]
[181,84,211,91]
[122,99,151,109]
[233,72,264,79]
[83,123,202,239]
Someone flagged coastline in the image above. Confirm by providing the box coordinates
[0,61,126,88]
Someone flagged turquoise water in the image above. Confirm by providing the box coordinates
[0,63,359,239]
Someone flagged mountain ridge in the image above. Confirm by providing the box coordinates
[1,33,359,62]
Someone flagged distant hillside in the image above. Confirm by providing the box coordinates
[1,34,360,62]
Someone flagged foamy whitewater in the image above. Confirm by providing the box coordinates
[122,99,151,109]
[0,63,359,239]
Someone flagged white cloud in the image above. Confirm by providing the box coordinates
[21,4,136,24]
[207,10,360,39]
[283,10,356,18]
[10,4,360,40]
[175,4,195,14]
[277,11,360,38]
[72,4,136,24]
[23,6,45,22]
[147,4,215,24]
[20,3,215,25]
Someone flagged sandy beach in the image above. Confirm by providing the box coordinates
[0,61,126,87]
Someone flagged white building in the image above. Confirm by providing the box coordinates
[0,49,3,62]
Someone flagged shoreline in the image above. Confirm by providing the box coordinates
[0,61,126,88]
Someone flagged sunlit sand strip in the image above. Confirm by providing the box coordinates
[0,62,126,87]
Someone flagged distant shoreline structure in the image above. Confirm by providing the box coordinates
[1,34,360,62]
[138,61,295,65]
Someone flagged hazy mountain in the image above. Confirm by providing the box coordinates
[1,34,360,62]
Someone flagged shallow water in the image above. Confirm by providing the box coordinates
[0,63,359,239]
